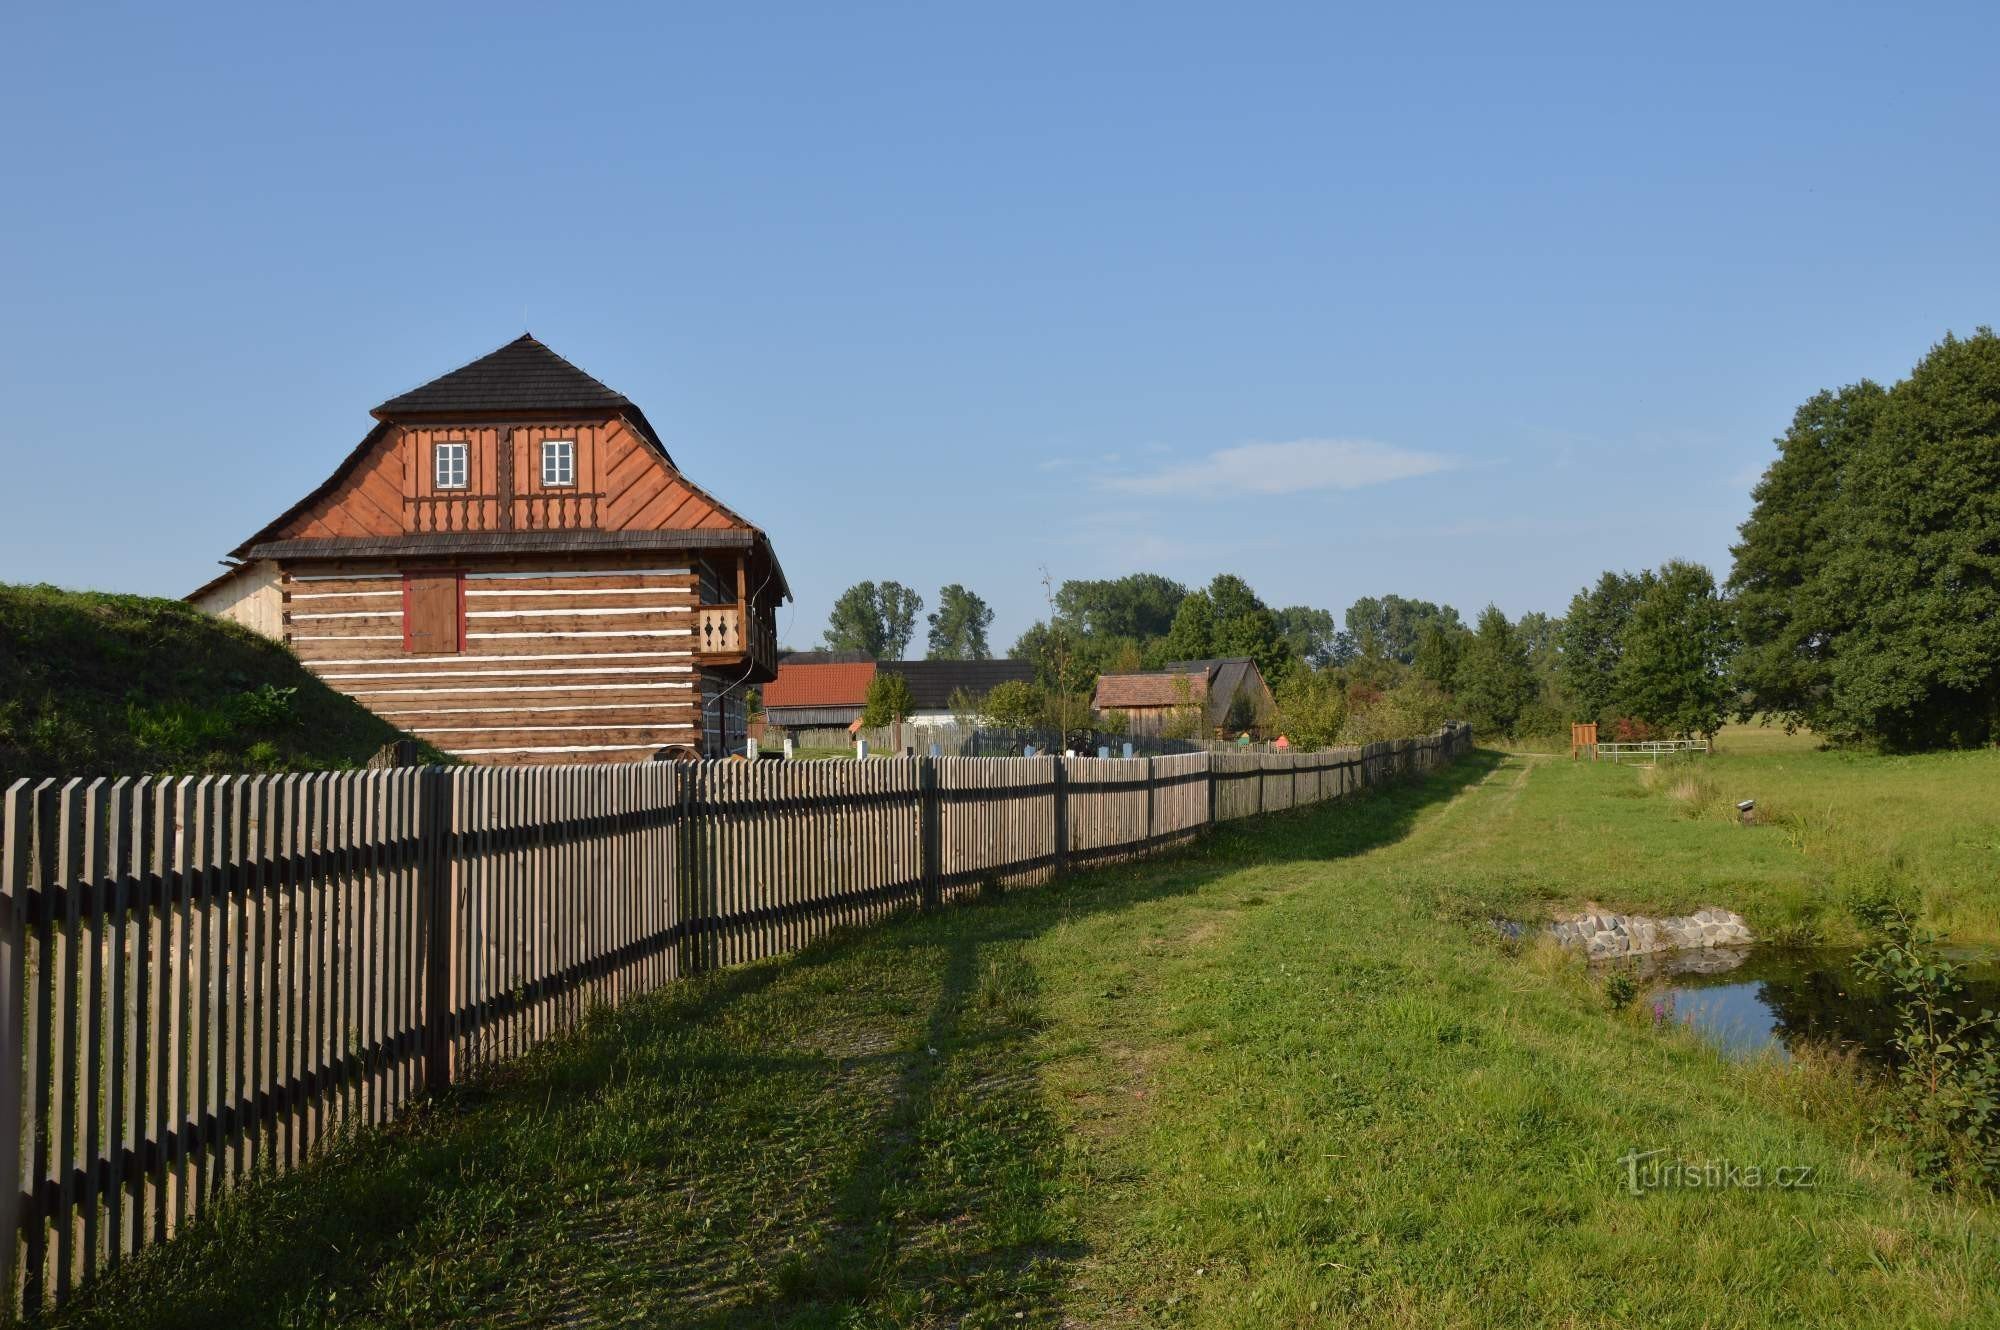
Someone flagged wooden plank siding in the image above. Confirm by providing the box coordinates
[283,565,706,762]
[274,418,739,543]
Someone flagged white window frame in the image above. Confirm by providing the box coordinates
[541,439,575,487]
[434,441,468,490]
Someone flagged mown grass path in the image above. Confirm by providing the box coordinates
[45,750,2000,1328]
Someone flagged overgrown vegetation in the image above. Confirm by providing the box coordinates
[0,583,439,780]
[1855,905,2000,1193]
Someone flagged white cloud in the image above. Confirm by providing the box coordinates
[1102,438,1451,498]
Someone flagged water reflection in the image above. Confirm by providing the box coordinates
[1610,945,2000,1063]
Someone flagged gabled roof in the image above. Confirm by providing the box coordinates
[371,334,673,465]
[1093,671,1208,710]
[221,335,799,598]
[762,661,877,709]
[376,334,626,416]
[878,660,1035,710]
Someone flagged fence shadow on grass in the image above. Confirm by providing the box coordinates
[39,750,1502,1330]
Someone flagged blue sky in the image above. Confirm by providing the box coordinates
[4,2,1996,652]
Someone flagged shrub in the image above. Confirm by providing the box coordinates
[1607,715,1661,742]
[860,672,916,727]
[981,680,1042,728]
[233,683,300,729]
[1854,903,2000,1192]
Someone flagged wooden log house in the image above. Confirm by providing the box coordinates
[189,335,786,761]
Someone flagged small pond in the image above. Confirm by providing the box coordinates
[1611,945,2000,1063]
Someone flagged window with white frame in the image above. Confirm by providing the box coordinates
[542,439,575,487]
[434,441,468,490]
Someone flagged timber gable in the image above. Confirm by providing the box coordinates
[194,334,784,763]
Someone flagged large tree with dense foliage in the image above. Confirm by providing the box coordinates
[1816,330,2000,747]
[1558,570,1654,726]
[1410,619,1468,692]
[1728,329,2000,747]
[1343,595,1462,665]
[925,584,994,659]
[1453,605,1537,737]
[823,581,924,658]
[1273,605,1342,668]
[1728,382,1885,731]
[1612,560,1734,738]
[1053,573,1189,640]
[1160,574,1298,682]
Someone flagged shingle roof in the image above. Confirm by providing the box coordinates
[369,333,674,466]
[878,660,1035,711]
[374,334,634,416]
[762,661,877,709]
[1093,671,1208,710]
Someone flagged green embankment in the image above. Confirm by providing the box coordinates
[41,742,2000,1328]
[0,583,438,782]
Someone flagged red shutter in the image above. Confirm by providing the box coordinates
[402,573,463,654]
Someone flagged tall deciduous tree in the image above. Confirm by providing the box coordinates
[1162,575,1297,682]
[1343,595,1462,665]
[1613,561,1734,738]
[1452,605,1537,737]
[1818,330,2000,747]
[1274,605,1341,668]
[1053,573,1189,639]
[1411,619,1468,692]
[1161,592,1217,663]
[1558,570,1654,725]
[925,584,994,659]
[1729,382,1885,731]
[822,581,924,658]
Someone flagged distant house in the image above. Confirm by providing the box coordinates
[760,659,878,731]
[1092,657,1275,737]
[761,657,1034,732]
[895,660,1036,725]
[187,334,787,762]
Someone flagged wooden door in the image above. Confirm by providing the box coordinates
[403,572,463,654]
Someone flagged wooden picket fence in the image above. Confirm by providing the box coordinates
[0,722,1471,1315]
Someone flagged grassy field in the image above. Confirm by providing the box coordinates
[40,745,2000,1328]
[0,583,440,781]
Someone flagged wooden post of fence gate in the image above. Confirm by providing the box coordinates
[1206,752,1217,826]
[918,757,940,910]
[0,784,27,1306]
[1051,757,1068,878]
[419,767,458,1096]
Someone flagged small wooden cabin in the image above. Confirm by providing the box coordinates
[1092,657,1275,738]
[191,334,787,762]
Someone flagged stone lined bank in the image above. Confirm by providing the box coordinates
[1549,907,1752,960]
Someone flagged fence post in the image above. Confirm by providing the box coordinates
[1144,756,1155,845]
[419,767,457,1096]
[918,756,940,910]
[677,764,703,975]
[1051,757,1068,878]
[0,784,27,1312]
[1206,752,1216,826]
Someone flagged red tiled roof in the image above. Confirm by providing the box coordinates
[763,660,877,708]
[1093,671,1208,709]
